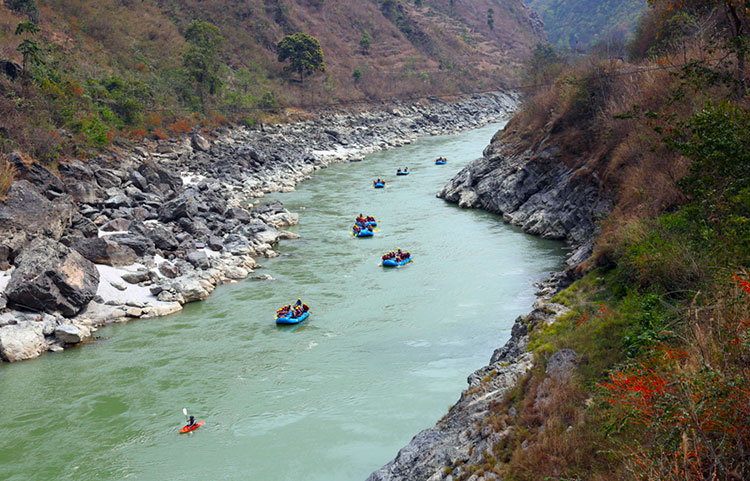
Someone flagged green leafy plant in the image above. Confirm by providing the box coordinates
[277,32,326,83]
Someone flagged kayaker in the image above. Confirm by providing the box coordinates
[187,415,196,428]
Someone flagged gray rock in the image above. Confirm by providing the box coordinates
[95,169,125,188]
[106,233,155,256]
[185,250,210,270]
[138,160,182,193]
[167,277,210,303]
[70,237,138,267]
[5,238,100,317]
[71,213,99,238]
[100,218,132,232]
[192,132,211,152]
[109,279,128,291]
[103,194,131,208]
[0,322,46,362]
[159,190,199,222]
[226,207,252,223]
[130,170,149,191]
[207,236,224,251]
[546,348,577,378]
[121,270,152,284]
[438,141,611,268]
[146,224,179,251]
[0,245,10,270]
[6,152,66,197]
[54,324,87,344]
[0,181,75,248]
[158,261,180,278]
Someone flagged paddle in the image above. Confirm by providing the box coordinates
[183,407,188,424]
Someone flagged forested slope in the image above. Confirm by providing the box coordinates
[528,0,646,48]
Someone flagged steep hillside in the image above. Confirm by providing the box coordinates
[527,0,646,48]
[0,0,542,163]
[372,3,749,480]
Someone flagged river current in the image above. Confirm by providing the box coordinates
[0,122,564,480]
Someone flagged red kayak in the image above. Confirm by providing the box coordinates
[179,421,205,433]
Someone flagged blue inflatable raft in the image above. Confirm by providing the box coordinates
[382,257,413,267]
[396,170,410,175]
[353,228,374,237]
[435,160,447,165]
[373,182,386,188]
[276,311,310,325]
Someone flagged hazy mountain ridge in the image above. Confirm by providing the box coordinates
[527,0,647,48]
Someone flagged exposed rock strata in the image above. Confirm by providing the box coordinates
[438,139,611,267]
[0,92,518,362]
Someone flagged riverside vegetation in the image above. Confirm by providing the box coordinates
[370,1,749,480]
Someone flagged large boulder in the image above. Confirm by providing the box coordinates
[0,181,75,252]
[6,152,66,198]
[54,324,90,344]
[106,233,156,256]
[192,132,211,152]
[58,160,104,204]
[0,322,46,362]
[159,190,199,222]
[138,160,183,193]
[146,224,179,251]
[5,238,100,317]
[69,237,138,266]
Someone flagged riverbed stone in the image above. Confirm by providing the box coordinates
[0,322,46,362]
[5,238,100,317]
[54,324,88,344]
[70,237,138,267]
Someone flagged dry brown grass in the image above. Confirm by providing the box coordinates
[0,153,17,198]
[504,33,750,274]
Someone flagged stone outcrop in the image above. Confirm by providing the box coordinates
[438,139,611,267]
[5,238,100,317]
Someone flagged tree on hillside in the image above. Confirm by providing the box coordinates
[182,20,225,109]
[277,32,326,83]
[15,21,43,92]
[488,8,495,31]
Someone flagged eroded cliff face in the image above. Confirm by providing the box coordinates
[438,135,611,267]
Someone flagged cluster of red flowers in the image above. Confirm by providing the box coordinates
[734,273,750,294]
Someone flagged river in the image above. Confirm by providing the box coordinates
[0,122,565,481]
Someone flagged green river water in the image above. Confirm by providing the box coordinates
[0,122,565,481]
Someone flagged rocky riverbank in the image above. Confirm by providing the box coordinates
[367,123,611,480]
[0,91,518,363]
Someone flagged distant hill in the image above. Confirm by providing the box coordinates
[527,0,646,48]
[0,0,545,158]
